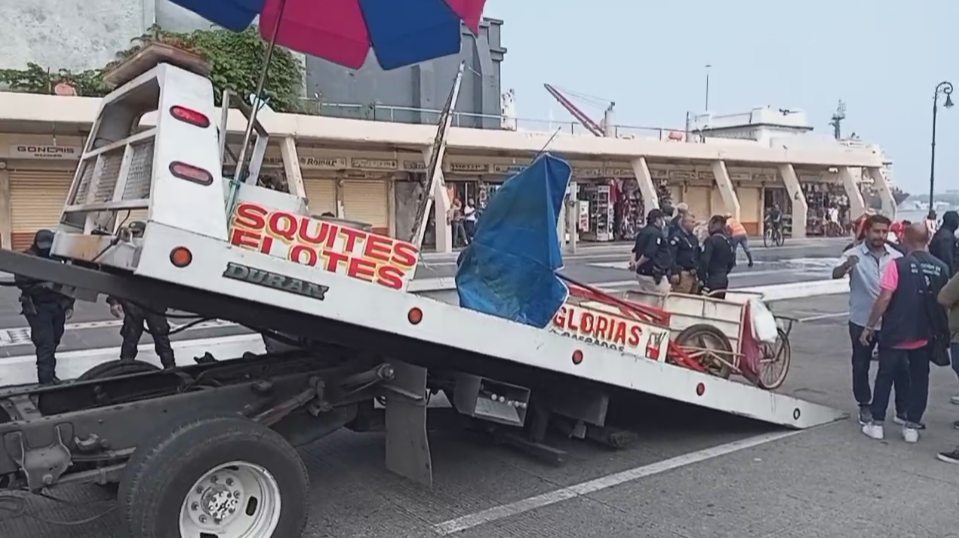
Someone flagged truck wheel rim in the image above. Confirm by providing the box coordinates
[180,461,282,537]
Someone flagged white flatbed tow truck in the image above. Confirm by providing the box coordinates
[0,60,845,538]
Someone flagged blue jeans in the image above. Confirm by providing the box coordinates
[729,235,753,265]
[951,343,959,382]
[870,346,930,425]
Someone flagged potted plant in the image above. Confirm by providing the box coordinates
[102,26,212,88]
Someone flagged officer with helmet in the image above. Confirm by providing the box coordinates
[15,229,74,385]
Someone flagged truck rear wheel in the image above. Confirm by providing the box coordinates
[119,416,309,538]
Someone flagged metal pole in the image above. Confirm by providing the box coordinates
[929,96,938,208]
[234,0,288,183]
[704,64,711,111]
[929,81,953,208]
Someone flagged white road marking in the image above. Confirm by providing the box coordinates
[0,334,264,386]
[796,312,848,323]
[432,429,803,535]
[0,319,237,348]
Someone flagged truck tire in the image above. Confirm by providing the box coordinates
[77,360,160,381]
[119,416,309,538]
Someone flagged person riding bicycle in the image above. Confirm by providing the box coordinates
[765,204,783,237]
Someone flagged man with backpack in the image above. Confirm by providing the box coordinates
[860,224,950,444]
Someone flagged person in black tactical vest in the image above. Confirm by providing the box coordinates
[15,230,75,385]
[860,224,951,444]
[698,215,736,299]
[628,208,673,294]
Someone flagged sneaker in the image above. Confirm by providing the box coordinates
[951,396,959,406]
[38,376,61,386]
[862,422,884,440]
[858,407,873,425]
[893,415,926,430]
[953,420,959,431]
[902,425,920,444]
[937,449,959,464]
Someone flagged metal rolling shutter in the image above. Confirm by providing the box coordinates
[342,180,388,231]
[303,177,336,216]
[685,186,710,219]
[10,170,74,251]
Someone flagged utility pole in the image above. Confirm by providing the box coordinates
[704,64,711,111]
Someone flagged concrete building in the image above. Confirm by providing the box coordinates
[0,91,893,252]
[687,107,897,237]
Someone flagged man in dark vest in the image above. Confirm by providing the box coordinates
[860,223,950,444]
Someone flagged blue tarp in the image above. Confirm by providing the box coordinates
[455,153,571,328]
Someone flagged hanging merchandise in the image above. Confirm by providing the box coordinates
[615,179,644,241]
[578,181,614,242]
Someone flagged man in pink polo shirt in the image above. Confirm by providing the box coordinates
[860,224,950,443]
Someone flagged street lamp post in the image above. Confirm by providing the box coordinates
[929,81,954,207]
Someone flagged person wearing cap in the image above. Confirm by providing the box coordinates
[628,208,673,294]
[698,215,736,299]
[14,229,74,385]
[105,221,176,369]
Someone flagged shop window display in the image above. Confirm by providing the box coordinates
[762,187,793,237]
[802,182,850,236]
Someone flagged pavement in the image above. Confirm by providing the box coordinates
[2,293,959,538]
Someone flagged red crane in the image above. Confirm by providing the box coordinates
[543,84,610,137]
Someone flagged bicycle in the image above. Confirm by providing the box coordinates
[763,224,785,247]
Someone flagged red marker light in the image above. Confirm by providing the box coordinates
[407,307,423,325]
[169,247,193,268]
[169,162,213,186]
[696,382,706,396]
[170,105,210,128]
[572,350,584,365]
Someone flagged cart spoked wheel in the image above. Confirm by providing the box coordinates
[757,328,791,390]
[674,324,734,379]
[119,416,309,538]
[77,360,161,382]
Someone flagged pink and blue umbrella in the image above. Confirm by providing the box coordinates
[169,0,488,70]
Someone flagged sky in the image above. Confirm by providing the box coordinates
[483,0,956,197]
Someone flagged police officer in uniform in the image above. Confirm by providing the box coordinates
[669,212,701,294]
[698,215,736,299]
[107,296,176,368]
[15,230,74,385]
[629,209,673,294]
[104,222,176,368]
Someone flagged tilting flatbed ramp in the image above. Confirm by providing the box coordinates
[0,244,844,430]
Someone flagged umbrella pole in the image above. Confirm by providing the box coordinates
[233,0,288,184]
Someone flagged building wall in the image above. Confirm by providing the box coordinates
[305,19,506,129]
[0,0,154,72]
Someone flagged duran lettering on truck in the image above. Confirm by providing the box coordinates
[550,304,669,361]
[223,262,330,300]
[227,201,419,290]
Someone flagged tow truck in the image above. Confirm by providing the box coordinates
[0,59,845,538]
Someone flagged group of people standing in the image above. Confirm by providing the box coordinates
[834,211,959,463]
[628,204,754,299]
[15,229,175,385]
